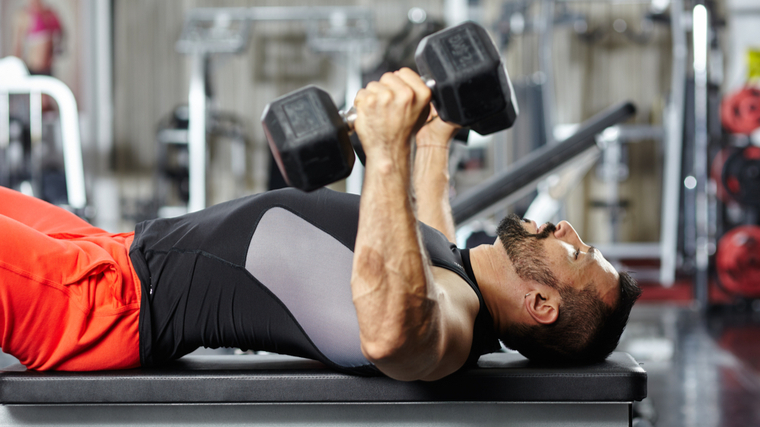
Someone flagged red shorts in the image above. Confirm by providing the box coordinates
[0,186,141,370]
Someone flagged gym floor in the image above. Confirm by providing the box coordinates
[620,302,760,427]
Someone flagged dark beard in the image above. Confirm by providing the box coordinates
[497,214,560,289]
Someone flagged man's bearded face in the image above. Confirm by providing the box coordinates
[497,214,560,289]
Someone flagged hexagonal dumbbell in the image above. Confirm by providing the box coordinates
[261,86,355,192]
[415,20,518,135]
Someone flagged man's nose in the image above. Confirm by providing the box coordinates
[555,221,584,245]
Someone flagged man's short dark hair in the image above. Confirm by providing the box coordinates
[500,271,641,363]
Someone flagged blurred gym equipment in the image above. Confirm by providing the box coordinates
[0,56,87,214]
[362,8,445,85]
[452,101,636,224]
[175,7,377,212]
[716,225,760,298]
[720,87,760,135]
[488,0,677,281]
[721,145,760,207]
[154,106,249,219]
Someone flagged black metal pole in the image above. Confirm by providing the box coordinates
[452,101,637,225]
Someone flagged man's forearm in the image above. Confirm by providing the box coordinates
[413,120,459,242]
[352,150,441,379]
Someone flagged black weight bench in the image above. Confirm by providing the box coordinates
[0,351,645,426]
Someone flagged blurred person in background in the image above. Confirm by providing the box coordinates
[12,0,63,77]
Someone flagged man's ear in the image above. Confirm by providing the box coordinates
[524,291,559,325]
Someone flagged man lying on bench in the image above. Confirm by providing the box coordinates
[0,69,641,380]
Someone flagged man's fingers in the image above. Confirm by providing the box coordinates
[354,70,432,151]
[360,69,432,113]
[375,71,431,135]
[356,81,393,108]
[393,68,433,131]
[394,67,432,106]
[377,72,417,107]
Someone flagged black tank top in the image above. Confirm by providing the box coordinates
[129,188,500,375]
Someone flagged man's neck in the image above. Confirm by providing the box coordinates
[468,242,515,335]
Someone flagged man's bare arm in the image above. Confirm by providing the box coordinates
[413,114,461,242]
[350,69,473,381]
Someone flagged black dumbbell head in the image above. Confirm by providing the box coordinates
[261,86,355,192]
[415,21,518,135]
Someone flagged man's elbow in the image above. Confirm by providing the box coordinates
[361,335,406,365]
[361,336,442,381]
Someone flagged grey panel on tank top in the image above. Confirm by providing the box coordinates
[245,207,369,368]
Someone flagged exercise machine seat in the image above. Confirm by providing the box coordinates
[0,351,646,404]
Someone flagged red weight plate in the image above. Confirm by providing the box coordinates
[745,146,760,160]
[726,175,740,194]
[716,225,760,297]
[721,87,760,134]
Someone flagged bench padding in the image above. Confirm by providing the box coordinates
[0,351,646,404]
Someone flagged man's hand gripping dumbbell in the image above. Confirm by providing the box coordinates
[261,21,518,191]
